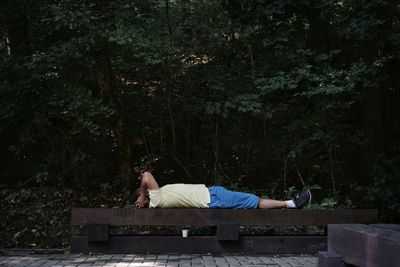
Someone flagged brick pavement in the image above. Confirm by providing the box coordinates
[0,252,318,267]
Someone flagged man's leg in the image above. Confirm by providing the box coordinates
[258,199,287,209]
[209,186,297,209]
[258,190,312,209]
[135,171,160,208]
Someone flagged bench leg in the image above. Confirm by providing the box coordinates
[217,224,239,240]
[87,223,109,242]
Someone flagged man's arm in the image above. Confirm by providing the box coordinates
[135,171,160,208]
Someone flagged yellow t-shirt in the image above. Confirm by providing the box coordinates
[148,184,210,208]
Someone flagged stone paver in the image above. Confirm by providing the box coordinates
[0,252,318,266]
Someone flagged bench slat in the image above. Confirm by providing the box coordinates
[71,208,377,226]
[70,235,327,254]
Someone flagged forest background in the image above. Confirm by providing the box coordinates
[1,0,399,249]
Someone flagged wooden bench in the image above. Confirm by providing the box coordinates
[318,224,400,267]
[70,208,377,254]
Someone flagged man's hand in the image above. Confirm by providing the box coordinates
[135,195,149,208]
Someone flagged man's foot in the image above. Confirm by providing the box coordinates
[292,190,312,209]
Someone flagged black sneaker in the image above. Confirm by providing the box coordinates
[293,190,312,209]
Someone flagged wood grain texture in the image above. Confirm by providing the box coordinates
[71,208,378,226]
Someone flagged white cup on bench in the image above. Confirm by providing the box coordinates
[182,229,189,238]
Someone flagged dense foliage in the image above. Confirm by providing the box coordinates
[1,0,399,236]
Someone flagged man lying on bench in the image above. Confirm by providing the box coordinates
[134,171,311,209]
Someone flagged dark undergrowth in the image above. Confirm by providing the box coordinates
[0,183,133,249]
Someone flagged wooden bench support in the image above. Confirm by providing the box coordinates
[326,224,400,267]
[87,223,109,242]
[70,235,327,254]
[217,223,239,240]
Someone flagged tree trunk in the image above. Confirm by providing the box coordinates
[360,87,385,169]
[115,116,133,187]
[2,2,31,57]
[95,45,132,187]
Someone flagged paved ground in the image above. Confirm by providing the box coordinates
[0,253,318,267]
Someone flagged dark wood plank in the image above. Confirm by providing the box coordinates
[217,224,239,240]
[71,208,377,226]
[328,224,400,267]
[87,224,109,242]
[70,235,327,254]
